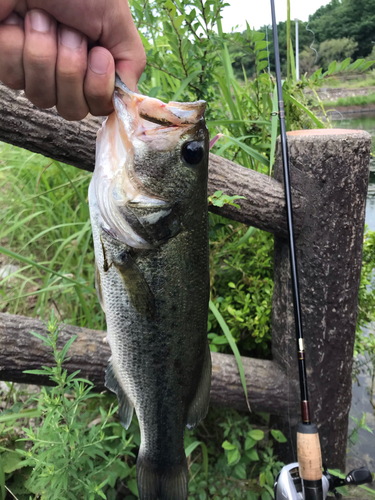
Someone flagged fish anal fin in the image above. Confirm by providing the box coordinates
[137,456,188,500]
[186,342,212,430]
[105,359,134,429]
[95,261,105,312]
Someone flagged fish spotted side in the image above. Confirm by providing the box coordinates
[89,76,211,500]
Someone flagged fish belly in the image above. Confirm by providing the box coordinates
[89,191,210,500]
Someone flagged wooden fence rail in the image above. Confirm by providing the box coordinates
[0,83,305,238]
[0,312,296,415]
[0,83,372,470]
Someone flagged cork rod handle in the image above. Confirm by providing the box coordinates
[297,423,322,481]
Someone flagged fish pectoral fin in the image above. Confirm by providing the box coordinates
[137,456,188,500]
[113,251,156,320]
[95,261,105,312]
[99,235,113,272]
[186,342,212,430]
[105,359,134,429]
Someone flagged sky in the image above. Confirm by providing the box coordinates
[221,0,332,32]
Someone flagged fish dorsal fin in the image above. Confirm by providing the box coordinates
[186,342,212,430]
[105,359,134,429]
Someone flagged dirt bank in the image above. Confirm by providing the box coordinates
[324,104,375,114]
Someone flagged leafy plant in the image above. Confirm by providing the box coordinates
[325,92,375,108]
[209,299,250,411]
[2,314,138,500]
[317,37,358,70]
[348,413,373,447]
[209,221,274,358]
[185,409,285,500]
[0,385,41,500]
[208,191,246,209]
[130,0,367,174]
[355,228,375,358]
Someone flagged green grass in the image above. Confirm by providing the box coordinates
[324,72,375,89]
[324,92,375,107]
[0,142,105,330]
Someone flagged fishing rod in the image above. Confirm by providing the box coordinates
[269,1,372,499]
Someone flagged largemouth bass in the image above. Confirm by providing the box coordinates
[88,76,211,500]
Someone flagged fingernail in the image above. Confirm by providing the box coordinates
[29,10,51,33]
[3,13,21,25]
[89,50,111,75]
[60,27,83,49]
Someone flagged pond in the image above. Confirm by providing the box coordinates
[333,113,375,473]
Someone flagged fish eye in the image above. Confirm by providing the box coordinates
[181,141,204,166]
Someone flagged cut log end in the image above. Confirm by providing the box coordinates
[287,128,371,137]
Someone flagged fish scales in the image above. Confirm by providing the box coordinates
[89,76,211,500]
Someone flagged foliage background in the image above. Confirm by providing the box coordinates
[230,0,375,78]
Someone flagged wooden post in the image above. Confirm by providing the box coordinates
[271,129,371,470]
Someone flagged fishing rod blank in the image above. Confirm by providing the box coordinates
[269,1,323,499]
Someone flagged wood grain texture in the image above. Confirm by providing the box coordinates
[208,153,306,237]
[0,83,306,238]
[0,312,297,415]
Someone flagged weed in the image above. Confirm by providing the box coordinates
[0,144,103,330]
[1,314,137,500]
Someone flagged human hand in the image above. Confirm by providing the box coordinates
[0,0,146,120]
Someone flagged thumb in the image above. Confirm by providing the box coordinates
[100,0,146,91]
[0,1,18,21]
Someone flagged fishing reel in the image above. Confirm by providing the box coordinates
[274,463,373,500]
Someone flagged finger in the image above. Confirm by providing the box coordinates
[0,13,25,89]
[84,47,115,116]
[23,9,57,108]
[0,1,18,21]
[101,0,146,91]
[56,25,89,121]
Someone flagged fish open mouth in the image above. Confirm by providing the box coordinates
[113,75,207,143]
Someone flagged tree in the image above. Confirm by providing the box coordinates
[318,37,358,70]
[299,47,319,76]
[228,0,374,80]
[256,20,315,76]
[309,0,375,58]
